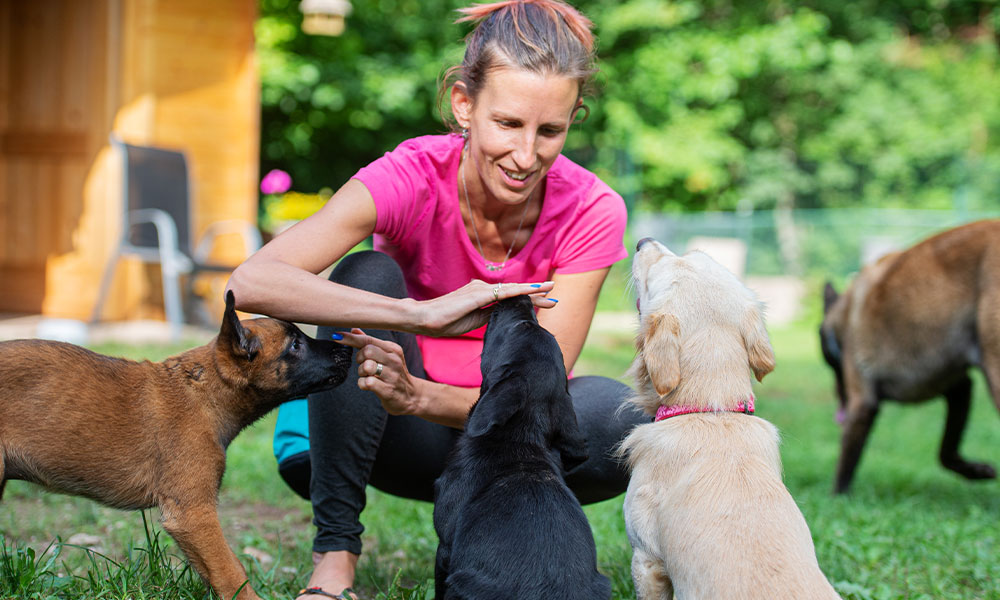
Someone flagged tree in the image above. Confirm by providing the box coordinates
[258,0,1000,213]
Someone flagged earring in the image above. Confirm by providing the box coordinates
[461,127,469,141]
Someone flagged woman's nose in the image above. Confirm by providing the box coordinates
[511,133,536,169]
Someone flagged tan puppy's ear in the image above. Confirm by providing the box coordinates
[644,312,681,396]
[742,305,775,382]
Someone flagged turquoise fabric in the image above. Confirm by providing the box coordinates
[273,398,310,464]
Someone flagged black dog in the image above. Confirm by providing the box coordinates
[432,296,611,600]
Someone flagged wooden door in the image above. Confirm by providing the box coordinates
[0,0,114,314]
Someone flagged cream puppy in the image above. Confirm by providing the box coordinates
[619,238,840,600]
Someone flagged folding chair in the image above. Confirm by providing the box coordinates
[91,135,261,339]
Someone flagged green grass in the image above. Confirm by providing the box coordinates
[2,317,999,599]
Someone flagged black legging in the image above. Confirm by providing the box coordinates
[300,250,648,555]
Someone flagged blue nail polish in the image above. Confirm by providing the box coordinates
[530,283,542,288]
[550,298,559,303]
[331,332,343,340]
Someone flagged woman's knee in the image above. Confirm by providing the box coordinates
[569,376,641,426]
[329,250,406,298]
[564,376,645,504]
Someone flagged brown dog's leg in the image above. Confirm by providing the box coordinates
[940,376,997,480]
[160,499,259,600]
[834,400,879,495]
[977,281,1000,414]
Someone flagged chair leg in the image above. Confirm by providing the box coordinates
[161,253,185,342]
[91,248,122,324]
[184,271,216,329]
[133,206,188,341]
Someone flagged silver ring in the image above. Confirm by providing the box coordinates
[492,284,501,302]
[375,362,383,377]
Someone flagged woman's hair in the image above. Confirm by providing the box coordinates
[439,0,597,128]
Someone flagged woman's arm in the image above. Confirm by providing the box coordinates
[338,266,613,428]
[537,267,612,373]
[227,179,554,335]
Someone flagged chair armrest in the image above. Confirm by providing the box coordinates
[193,219,262,264]
[127,208,194,274]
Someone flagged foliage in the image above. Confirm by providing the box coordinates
[582,0,1000,211]
[0,538,63,598]
[257,0,1000,214]
[260,190,331,233]
[257,0,467,195]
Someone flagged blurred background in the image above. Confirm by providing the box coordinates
[2,3,1000,598]
[1,0,999,336]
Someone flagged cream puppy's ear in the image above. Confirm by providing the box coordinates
[742,305,775,381]
[643,312,681,396]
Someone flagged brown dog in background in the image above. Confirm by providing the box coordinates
[821,219,1000,494]
[0,291,352,600]
[620,238,840,599]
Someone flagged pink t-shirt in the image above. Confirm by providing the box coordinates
[353,133,627,387]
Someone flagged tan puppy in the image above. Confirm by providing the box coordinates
[0,291,353,600]
[821,219,1000,494]
[619,238,840,600]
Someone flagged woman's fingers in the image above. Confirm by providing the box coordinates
[357,364,391,391]
[343,330,416,416]
[483,280,558,309]
[478,280,555,305]
[358,356,385,378]
[336,328,404,354]
[528,294,558,308]
[350,331,397,365]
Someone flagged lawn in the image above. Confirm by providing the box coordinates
[2,308,998,599]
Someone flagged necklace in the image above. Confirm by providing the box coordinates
[461,150,531,272]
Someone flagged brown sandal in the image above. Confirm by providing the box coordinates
[297,587,356,599]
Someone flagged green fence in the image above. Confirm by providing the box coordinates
[630,208,1000,282]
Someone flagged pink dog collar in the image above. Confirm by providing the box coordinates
[654,396,756,422]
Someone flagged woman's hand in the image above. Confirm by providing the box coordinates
[336,328,421,416]
[412,279,556,337]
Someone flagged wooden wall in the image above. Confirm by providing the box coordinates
[0,0,259,321]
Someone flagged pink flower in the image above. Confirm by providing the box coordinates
[260,169,292,195]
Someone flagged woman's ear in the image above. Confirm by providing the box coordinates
[450,82,473,129]
[571,97,586,123]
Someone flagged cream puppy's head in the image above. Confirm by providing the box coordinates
[629,237,775,414]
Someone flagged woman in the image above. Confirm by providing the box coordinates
[226,1,647,598]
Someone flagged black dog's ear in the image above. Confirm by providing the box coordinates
[823,281,839,314]
[220,290,260,361]
[465,376,525,438]
[553,397,589,472]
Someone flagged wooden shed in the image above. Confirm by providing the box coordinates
[0,0,259,322]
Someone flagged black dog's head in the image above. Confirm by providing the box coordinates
[217,290,353,399]
[466,295,589,471]
[819,281,847,423]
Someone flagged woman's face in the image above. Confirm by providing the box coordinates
[453,67,580,207]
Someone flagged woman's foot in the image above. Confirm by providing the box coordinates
[295,551,359,600]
